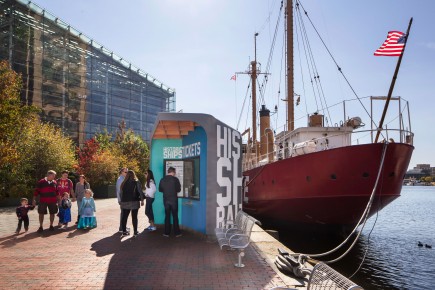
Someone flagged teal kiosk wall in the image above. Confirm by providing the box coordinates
[150,113,242,236]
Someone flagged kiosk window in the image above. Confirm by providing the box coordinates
[183,158,200,199]
[164,160,184,198]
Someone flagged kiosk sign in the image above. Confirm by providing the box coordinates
[163,142,201,159]
[216,124,242,228]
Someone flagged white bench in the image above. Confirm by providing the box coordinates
[216,212,261,267]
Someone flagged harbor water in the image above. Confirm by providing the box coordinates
[280,186,435,290]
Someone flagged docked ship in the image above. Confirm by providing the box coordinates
[241,0,414,234]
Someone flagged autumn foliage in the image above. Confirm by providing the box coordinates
[75,121,150,187]
[1,61,150,198]
[0,61,76,199]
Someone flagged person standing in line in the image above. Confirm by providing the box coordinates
[15,197,35,234]
[143,169,157,232]
[56,170,75,226]
[120,170,144,237]
[116,168,128,233]
[33,170,59,232]
[159,166,182,237]
[74,174,90,224]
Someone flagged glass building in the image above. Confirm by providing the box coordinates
[0,0,175,144]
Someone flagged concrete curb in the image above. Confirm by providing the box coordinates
[250,224,311,289]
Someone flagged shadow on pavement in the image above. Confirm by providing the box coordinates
[67,227,96,239]
[0,226,76,248]
[91,229,188,288]
[90,232,123,257]
[88,229,269,289]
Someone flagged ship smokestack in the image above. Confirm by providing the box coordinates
[260,105,274,162]
[309,112,324,127]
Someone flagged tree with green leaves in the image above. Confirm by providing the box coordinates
[0,60,37,170]
[0,60,77,199]
[114,120,150,182]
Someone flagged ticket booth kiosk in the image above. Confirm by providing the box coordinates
[150,113,242,236]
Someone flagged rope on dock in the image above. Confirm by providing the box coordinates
[309,142,388,263]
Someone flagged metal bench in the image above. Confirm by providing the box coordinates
[275,248,363,290]
[214,210,246,239]
[307,262,363,290]
[215,210,249,242]
[217,213,261,267]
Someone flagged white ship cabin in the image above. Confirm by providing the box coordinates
[274,113,361,160]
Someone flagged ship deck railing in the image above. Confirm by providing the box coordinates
[242,127,414,171]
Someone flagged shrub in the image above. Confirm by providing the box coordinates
[84,151,119,187]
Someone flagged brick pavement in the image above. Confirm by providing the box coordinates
[0,198,287,289]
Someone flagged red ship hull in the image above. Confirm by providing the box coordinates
[242,143,414,233]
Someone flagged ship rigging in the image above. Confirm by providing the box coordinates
[238,0,414,235]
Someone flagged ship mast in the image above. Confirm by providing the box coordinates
[251,33,259,143]
[286,0,294,131]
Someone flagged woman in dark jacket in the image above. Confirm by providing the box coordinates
[120,170,144,237]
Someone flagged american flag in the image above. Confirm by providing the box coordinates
[374,31,406,56]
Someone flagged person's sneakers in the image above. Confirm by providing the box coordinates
[133,232,139,237]
[121,231,130,237]
[37,227,43,233]
[175,234,183,238]
[49,225,54,231]
[162,234,169,238]
[149,226,156,231]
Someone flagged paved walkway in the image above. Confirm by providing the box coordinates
[0,198,287,289]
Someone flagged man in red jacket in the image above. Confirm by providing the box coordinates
[33,170,59,232]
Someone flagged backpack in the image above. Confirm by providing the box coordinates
[61,199,72,209]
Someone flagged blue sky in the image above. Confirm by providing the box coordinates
[33,0,435,169]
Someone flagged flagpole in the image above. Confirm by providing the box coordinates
[374,17,413,143]
[234,76,237,129]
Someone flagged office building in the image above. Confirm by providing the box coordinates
[0,0,175,144]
